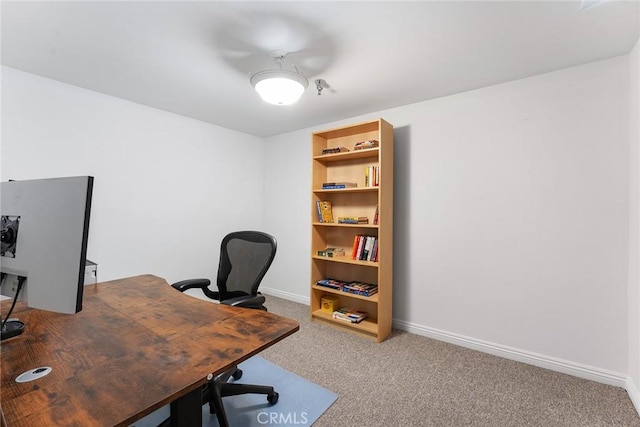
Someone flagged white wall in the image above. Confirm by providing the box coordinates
[1,67,266,285]
[2,53,634,394]
[629,38,640,412]
[264,56,631,384]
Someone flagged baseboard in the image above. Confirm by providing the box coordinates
[261,287,310,305]
[260,289,630,392]
[393,318,627,388]
[627,377,640,416]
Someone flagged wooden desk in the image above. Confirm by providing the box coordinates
[0,275,299,426]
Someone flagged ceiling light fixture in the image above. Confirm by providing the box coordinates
[250,55,308,106]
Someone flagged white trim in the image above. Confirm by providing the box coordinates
[627,377,640,416]
[261,287,310,305]
[393,318,627,388]
[259,290,632,397]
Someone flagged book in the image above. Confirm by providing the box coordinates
[354,140,379,150]
[318,200,333,223]
[361,236,369,260]
[332,307,368,323]
[373,205,379,225]
[343,281,378,297]
[352,235,377,260]
[355,235,365,260]
[370,238,379,262]
[365,166,379,187]
[317,247,345,257]
[316,278,349,291]
[337,216,369,224]
[332,314,362,324]
[322,182,357,189]
[321,147,349,155]
[351,235,360,259]
[363,236,374,260]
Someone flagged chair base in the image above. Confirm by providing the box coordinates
[204,367,279,427]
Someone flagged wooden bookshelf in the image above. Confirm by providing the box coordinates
[310,118,393,342]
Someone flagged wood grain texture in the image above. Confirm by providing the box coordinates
[0,275,299,427]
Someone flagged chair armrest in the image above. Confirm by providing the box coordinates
[171,278,211,293]
[221,294,266,310]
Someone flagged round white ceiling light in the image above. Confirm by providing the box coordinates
[250,56,309,106]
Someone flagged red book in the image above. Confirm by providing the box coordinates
[355,235,365,260]
[351,235,360,259]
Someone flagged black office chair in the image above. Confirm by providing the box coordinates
[170,231,278,427]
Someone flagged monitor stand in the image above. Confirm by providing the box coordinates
[1,319,25,340]
[0,274,26,340]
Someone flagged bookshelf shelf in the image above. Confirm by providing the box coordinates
[313,147,379,162]
[313,187,378,194]
[310,118,394,343]
[311,285,380,303]
[312,222,379,229]
[311,309,379,336]
[312,254,379,267]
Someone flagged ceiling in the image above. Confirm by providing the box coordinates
[2,1,639,138]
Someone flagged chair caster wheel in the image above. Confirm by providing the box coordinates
[267,391,279,405]
[232,369,243,380]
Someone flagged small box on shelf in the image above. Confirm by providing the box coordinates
[320,295,340,313]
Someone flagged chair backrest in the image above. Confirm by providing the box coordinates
[216,231,277,300]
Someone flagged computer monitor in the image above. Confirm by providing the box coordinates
[0,176,93,340]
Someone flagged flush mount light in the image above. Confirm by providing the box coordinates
[250,56,309,106]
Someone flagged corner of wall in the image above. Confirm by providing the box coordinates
[627,376,640,416]
[628,36,640,416]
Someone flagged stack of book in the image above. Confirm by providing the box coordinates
[316,247,345,258]
[321,147,349,155]
[316,278,379,298]
[332,307,368,323]
[337,216,369,224]
[342,282,378,297]
[315,278,349,291]
[354,140,379,150]
[322,182,357,189]
[351,235,378,261]
[365,166,379,187]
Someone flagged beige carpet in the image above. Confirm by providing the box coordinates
[260,295,640,427]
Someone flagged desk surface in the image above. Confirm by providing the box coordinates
[0,275,299,427]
